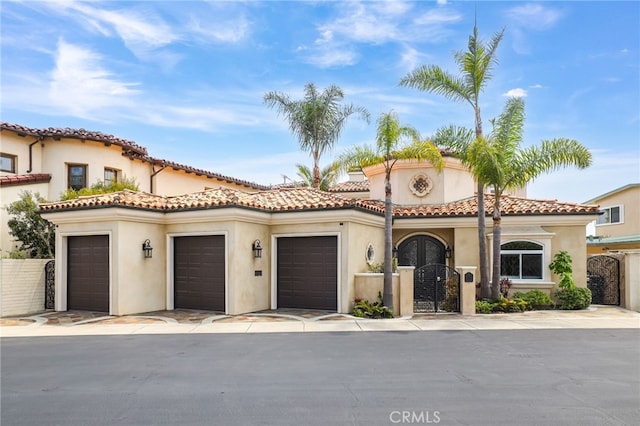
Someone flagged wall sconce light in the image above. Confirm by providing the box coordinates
[142,239,153,259]
[392,244,399,258]
[445,245,453,259]
[252,239,263,258]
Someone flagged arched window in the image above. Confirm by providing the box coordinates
[501,241,543,280]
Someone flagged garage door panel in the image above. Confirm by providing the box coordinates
[174,236,225,312]
[277,236,337,310]
[68,235,109,312]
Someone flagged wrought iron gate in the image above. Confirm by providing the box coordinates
[414,263,460,313]
[587,255,620,305]
[45,260,55,309]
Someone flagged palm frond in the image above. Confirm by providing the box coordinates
[399,65,472,104]
[431,125,475,160]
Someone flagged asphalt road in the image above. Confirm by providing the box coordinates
[2,329,639,426]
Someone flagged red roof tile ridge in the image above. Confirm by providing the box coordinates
[1,122,148,155]
[145,156,270,190]
[0,173,52,187]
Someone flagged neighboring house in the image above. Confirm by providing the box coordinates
[0,122,268,254]
[39,145,598,316]
[584,183,640,255]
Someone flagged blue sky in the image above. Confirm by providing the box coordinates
[2,0,638,203]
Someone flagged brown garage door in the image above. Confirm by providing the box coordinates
[174,235,225,312]
[277,236,337,310]
[67,235,109,312]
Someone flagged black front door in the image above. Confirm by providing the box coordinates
[397,235,449,312]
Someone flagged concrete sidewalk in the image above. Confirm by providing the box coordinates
[1,305,638,337]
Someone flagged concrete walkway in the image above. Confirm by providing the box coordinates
[1,305,638,337]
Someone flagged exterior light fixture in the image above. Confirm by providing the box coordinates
[142,239,153,259]
[445,245,453,259]
[252,239,263,258]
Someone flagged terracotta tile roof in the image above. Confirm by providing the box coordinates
[327,180,370,193]
[1,122,148,155]
[393,194,600,217]
[1,122,269,190]
[40,189,598,217]
[0,173,52,187]
[40,188,386,214]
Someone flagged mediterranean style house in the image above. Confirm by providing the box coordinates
[0,121,592,316]
[0,122,268,254]
[584,183,640,255]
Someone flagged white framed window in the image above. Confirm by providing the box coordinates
[596,205,623,225]
[500,241,544,280]
[104,168,118,186]
[1,152,16,173]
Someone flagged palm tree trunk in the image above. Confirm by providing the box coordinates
[478,185,490,298]
[312,150,321,189]
[383,173,393,309]
[475,109,490,299]
[491,193,502,299]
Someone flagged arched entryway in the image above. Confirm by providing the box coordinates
[397,235,459,313]
[397,235,446,268]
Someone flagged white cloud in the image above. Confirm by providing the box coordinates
[187,14,250,43]
[317,3,399,45]
[302,1,460,67]
[413,9,462,26]
[505,4,564,54]
[529,84,543,89]
[57,2,179,57]
[503,88,528,98]
[505,3,563,30]
[139,104,264,132]
[306,47,358,68]
[49,40,140,117]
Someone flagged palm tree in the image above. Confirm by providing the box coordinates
[289,163,339,191]
[399,24,504,299]
[264,83,370,189]
[337,111,444,308]
[437,98,592,298]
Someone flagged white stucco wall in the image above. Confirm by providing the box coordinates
[46,209,166,316]
[363,158,475,205]
[0,259,50,317]
[38,138,151,197]
[624,252,640,311]
[113,221,167,315]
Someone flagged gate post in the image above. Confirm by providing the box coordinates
[397,266,415,317]
[456,266,477,315]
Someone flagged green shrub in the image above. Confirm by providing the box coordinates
[555,287,591,310]
[60,176,139,201]
[549,250,575,289]
[6,191,56,259]
[475,297,528,314]
[492,297,528,313]
[2,248,29,259]
[352,292,393,318]
[475,300,494,314]
[513,290,555,310]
